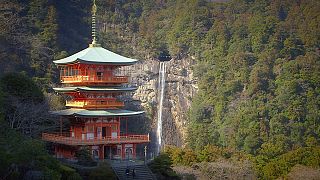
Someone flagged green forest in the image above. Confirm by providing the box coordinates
[0,0,319,179]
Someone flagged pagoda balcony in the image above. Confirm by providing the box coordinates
[60,75,128,84]
[42,133,150,146]
[65,99,124,109]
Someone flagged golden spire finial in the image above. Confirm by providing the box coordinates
[92,0,97,15]
[90,0,100,47]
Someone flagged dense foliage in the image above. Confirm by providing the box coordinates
[164,145,248,166]
[0,127,60,179]
[0,73,44,103]
[255,146,320,179]
[0,0,90,83]
[0,74,80,179]
[174,0,320,155]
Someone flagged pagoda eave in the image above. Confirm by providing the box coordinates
[53,46,138,66]
[53,86,137,93]
[50,108,144,117]
[54,59,137,66]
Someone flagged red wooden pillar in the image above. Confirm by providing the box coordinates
[133,144,136,159]
[121,144,125,160]
[78,64,81,76]
[102,145,104,160]
[54,145,58,158]
[109,146,112,160]
[100,120,103,139]
[99,145,104,160]
[126,118,128,135]
[118,117,120,136]
[60,117,62,135]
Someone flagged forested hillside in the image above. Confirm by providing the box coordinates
[0,0,91,83]
[0,0,319,179]
[182,0,320,155]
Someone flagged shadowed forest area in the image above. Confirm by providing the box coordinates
[0,0,319,179]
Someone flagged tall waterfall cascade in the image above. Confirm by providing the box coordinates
[157,62,166,154]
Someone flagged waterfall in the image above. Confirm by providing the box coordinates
[157,61,166,154]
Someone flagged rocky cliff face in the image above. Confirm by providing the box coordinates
[130,57,198,148]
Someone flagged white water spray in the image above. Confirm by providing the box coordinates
[157,62,166,154]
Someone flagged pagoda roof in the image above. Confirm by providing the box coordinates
[51,108,144,117]
[53,46,138,65]
[53,86,137,93]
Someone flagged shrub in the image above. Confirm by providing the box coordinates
[88,162,116,180]
[197,145,223,162]
[165,145,184,165]
[75,147,96,166]
[60,164,82,180]
[148,153,180,180]
[182,149,198,166]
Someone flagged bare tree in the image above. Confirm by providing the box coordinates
[6,96,60,138]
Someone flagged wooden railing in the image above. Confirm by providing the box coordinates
[60,75,128,84]
[42,132,150,146]
[65,100,124,108]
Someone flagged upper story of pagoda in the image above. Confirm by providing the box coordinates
[52,0,139,86]
[53,46,137,86]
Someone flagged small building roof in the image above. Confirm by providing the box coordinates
[53,86,137,93]
[53,46,138,65]
[51,108,144,117]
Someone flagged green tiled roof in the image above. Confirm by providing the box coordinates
[53,86,137,93]
[51,108,144,117]
[53,46,138,65]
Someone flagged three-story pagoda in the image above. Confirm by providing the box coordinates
[42,1,149,160]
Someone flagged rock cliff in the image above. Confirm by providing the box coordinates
[130,57,198,148]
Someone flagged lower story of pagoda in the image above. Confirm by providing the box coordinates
[54,143,142,160]
[42,132,149,160]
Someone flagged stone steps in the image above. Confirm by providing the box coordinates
[112,164,156,180]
